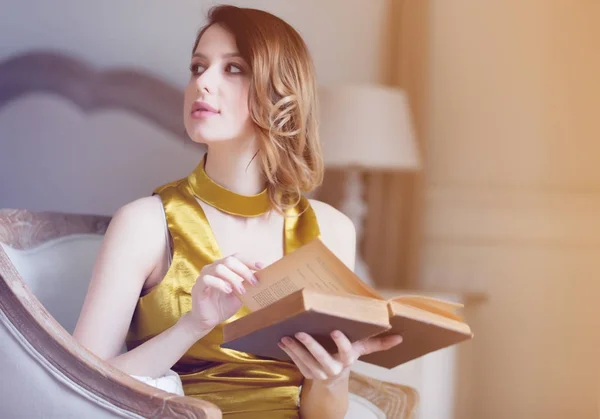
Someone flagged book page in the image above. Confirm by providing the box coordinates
[237,238,383,311]
[391,295,465,321]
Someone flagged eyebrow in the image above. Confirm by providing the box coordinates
[192,52,243,59]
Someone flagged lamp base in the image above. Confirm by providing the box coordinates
[340,169,374,286]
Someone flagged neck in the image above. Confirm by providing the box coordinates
[204,141,265,196]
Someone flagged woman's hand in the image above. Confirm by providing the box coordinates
[278,331,403,388]
[187,254,263,333]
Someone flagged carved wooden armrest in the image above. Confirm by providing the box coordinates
[0,245,221,418]
[349,371,419,419]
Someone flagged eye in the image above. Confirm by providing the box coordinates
[225,63,244,74]
[190,63,205,75]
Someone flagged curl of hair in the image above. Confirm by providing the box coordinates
[194,5,324,213]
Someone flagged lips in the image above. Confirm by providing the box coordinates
[192,101,219,114]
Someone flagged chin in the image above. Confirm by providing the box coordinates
[187,129,237,145]
[186,125,256,146]
[189,134,227,144]
[185,116,256,145]
[184,122,221,142]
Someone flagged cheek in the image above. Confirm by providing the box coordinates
[223,91,253,140]
[232,85,251,125]
[236,98,250,123]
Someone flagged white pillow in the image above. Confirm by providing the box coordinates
[1,234,103,334]
[130,369,185,396]
[345,392,386,419]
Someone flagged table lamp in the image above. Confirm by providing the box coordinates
[318,84,421,285]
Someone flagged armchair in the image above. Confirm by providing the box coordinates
[0,209,418,418]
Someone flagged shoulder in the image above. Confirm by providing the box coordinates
[308,199,355,237]
[112,195,164,226]
[82,195,168,308]
[107,196,166,251]
[308,199,356,270]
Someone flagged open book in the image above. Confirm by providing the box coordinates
[221,238,473,369]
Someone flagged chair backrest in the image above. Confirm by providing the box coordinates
[0,209,109,334]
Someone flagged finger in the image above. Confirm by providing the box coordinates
[356,334,403,356]
[230,253,264,272]
[331,330,357,367]
[278,341,314,379]
[281,337,327,380]
[202,274,233,294]
[222,255,259,286]
[294,333,343,378]
[214,264,248,294]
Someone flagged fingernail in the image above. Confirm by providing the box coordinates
[251,275,259,285]
[282,337,292,345]
[295,332,307,341]
[331,330,342,339]
[238,286,246,294]
[255,262,265,269]
[278,341,285,348]
[224,285,233,293]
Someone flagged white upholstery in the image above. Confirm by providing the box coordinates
[0,312,138,419]
[130,370,185,397]
[346,393,386,419]
[1,235,103,335]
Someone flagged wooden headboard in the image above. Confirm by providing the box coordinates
[0,51,205,216]
[0,51,184,136]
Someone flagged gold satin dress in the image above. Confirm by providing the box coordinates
[125,157,321,418]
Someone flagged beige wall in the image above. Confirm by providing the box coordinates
[421,1,600,418]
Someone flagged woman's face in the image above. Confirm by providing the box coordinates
[184,24,253,144]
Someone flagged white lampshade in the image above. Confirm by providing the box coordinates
[318,84,420,170]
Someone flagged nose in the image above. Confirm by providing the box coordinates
[195,65,220,94]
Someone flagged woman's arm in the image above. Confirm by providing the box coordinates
[292,200,402,418]
[106,312,210,378]
[73,197,210,377]
[300,373,350,419]
[291,331,402,419]
[299,200,356,417]
[73,196,259,378]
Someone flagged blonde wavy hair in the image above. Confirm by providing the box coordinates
[193,5,324,213]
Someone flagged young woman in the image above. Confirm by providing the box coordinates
[73,5,402,418]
